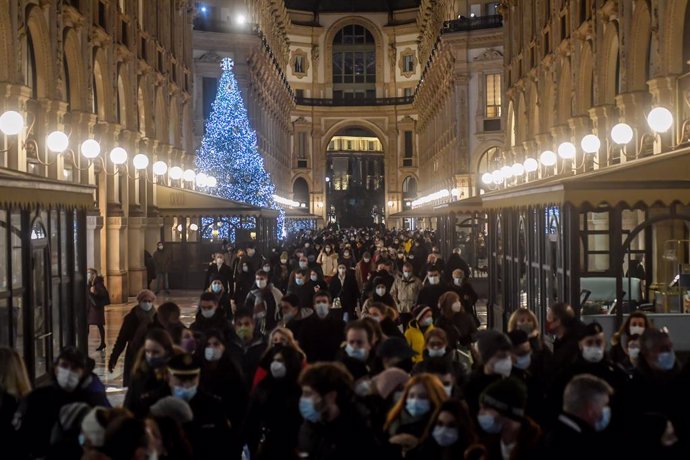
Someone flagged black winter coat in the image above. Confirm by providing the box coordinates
[199,355,249,435]
[108,305,155,385]
[296,315,345,363]
[226,332,267,388]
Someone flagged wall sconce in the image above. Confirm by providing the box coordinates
[387,200,394,207]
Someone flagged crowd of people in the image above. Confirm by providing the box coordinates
[2,227,690,459]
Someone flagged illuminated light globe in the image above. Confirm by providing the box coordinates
[152,161,168,176]
[501,165,513,178]
[539,150,557,166]
[235,14,246,24]
[132,153,149,169]
[46,131,69,153]
[647,107,673,133]
[206,176,217,187]
[189,223,199,231]
[109,147,128,165]
[0,110,24,135]
[169,166,183,180]
[195,172,208,187]
[581,134,601,154]
[611,123,634,145]
[183,169,196,182]
[512,162,525,176]
[523,158,539,172]
[481,172,494,185]
[557,142,576,159]
[80,139,101,159]
[492,169,503,185]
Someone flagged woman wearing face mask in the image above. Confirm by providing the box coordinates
[417,399,478,460]
[610,311,651,366]
[244,346,304,460]
[384,373,448,459]
[271,251,291,293]
[233,256,255,306]
[328,263,360,321]
[317,244,339,282]
[206,275,234,322]
[405,306,436,364]
[124,328,175,417]
[251,327,306,389]
[197,329,248,436]
[364,303,404,339]
[413,329,469,387]
[308,269,329,292]
[204,252,234,293]
[473,377,542,460]
[435,291,477,353]
[362,277,399,315]
[108,289,158,386]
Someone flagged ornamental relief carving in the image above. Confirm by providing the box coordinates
[398,48,418,78]
[291,48,309,79]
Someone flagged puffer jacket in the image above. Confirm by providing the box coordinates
[390,274,422,313]
[317,251,339,278]
[404,320,434,363]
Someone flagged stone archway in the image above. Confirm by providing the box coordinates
[325,125,385,227]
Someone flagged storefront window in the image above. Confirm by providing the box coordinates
[60,211,68,276]
[50,210,59,276]
[0,210,6,291]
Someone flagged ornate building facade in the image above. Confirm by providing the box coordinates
[193,0,505,226]
[0,0,195,306]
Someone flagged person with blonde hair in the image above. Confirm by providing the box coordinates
[385,373,449,458]
[0,347,31,459]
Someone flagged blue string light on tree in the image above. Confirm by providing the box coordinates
[195,58,284,239]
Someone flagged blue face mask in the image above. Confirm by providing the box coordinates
[477,413,502,433]
[295,278,305,286]
[657,351,676,371]
[405,398,431,417]
[299,397,321,422]
[173,385,197,402]
[432,426,459,447]
[595,406,611,432]
[345,344,368,361]
[211,284,222,293]
[514,353,532,370]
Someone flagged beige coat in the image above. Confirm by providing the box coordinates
[390,274,422,313]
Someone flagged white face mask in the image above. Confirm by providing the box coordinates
[56,367,81,392]
[270,361,287,378]
[375,287,386,297]
[628,347,640,360]
[453,277,462,286]
[140,301,153,312]
[428,276,440,285]
[204,346,222,362]
[492,357,513,377]
[263,265,271,272]
[216,258,224,265]
[629,325,645,336]
[403,271,411,279]
[201,307,216,319]
[582,345,605,363]
[256,279,267,289]
[338,268,347,275]
[451,301,463,313]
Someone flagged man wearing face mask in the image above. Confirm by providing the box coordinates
[297,362,383,459]
[475,377,542,459]
[272,250,291,293]
[244,270,283,333]
[355,251,375,292]
[233,256,255,306]
[191,292,232,341]
[391,262,422,326]
[165,353,236,460]
[108,289,157,386]
[623,329,685,436]
[15,347,108,459]
[417,267,447,316]
[280,293,314,338]
[540,374,614,460]
[287,270,314,311]
[507,329,547,425]
[296,291,345,363]
[337,321,375,380]
[226,308,267,388]
[547,322,626,423]
[152,241,172,295]
[244,243,264,275]
[464,330,514,417]
[204,252,234,293]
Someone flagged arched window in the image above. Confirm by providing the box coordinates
[293,178,309,206]
[332,25,375,100]
[25,31,37,99]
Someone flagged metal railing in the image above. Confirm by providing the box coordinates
[295,96,414,106]
[442,15,503,34]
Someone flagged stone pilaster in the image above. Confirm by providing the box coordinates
[588,104,616,167]
[105,215,129,303]
[127,216,147,295]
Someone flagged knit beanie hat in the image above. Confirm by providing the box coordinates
[480,377,527,421]
[81,407,109,447]
[412,305,432,324]
[59,402,91,432]
[476,330,512,363]
[372,368,410,399]
[150,396,194,424]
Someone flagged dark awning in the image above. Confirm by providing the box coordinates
[154,184,279,218]
[0,168,95,209]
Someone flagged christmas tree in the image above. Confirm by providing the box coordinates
[196,58,283,237]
